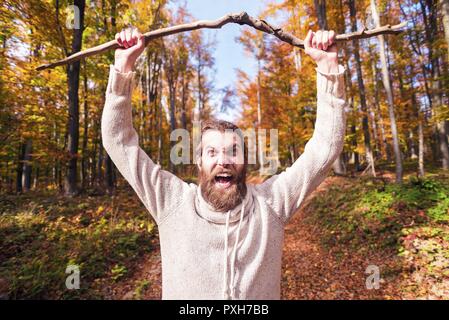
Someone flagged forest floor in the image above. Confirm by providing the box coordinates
[1,164,448,299]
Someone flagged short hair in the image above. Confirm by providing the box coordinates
[195,119,246,165]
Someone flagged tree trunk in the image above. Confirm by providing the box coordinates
[420,0,449,169]
[343,57,360,171]
[146,53,153,152]
[81,60,89,189]
[168,84,177,171]
[164,51,178,173]
[349,0,376,176]
[33,166,39,189]
[23,139,32,191]
[64,0,85,196]
[437,122,449,169]
[157,76,163,165]
[440,0,449,63]
[105,154,114,194]
[408,129,418,159]
[314,0,328,29]
[368,43,389,161]
[419,119,425,177]
[91,133,97,187]
[370,0,402,182]
[256,40,266,172]
[146,50,162,158]
[16,142,25,193]
[97,141,104,188]
[315,0,346,175]
[196,46,203,120]
[181,71,188,131]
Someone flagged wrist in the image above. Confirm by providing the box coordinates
[316,58,339,74]
[114,59,133,73]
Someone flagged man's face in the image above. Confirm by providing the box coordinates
[198,129,247,212]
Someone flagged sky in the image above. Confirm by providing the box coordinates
[171,0,279,121]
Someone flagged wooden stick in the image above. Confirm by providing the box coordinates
[36,11,407,71]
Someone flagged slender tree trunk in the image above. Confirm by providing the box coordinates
[441,0,449,63]
[256,40,266,172]
[371,0,402,183]
[314,0,328,30]
[105,154,114,194]
[196,47,203,120]
[139,74,146,146]
[91,134,97,187]
[7,161,13,194]
[97,139,104,189]
[33,166,39,190]
[369,44,389,161]
[168,84,177,171]
[343,57,360,171]
[157,77,163,165]
[349,0,376,176]
[420,0,449,169]
[16,142,25,193]
[437,122,449,169]
[146,50,162,158]
[5,163,9,193]
[289,135,297,166]
[408,129,418,159]
[81,60,88,189]
[419,120,425,177]
[146,53,153,152]
[181,72,187,131]
[315,0,346,174]
[65,0,85,196]
[23,139,32,191]
[368,99,379,158]
[164,52,178,173]
[105,0,118,192]
[433,59,449,169]
[157,108,163,166]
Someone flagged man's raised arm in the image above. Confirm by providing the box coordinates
[101,27,190,225]
[258,30,347,224]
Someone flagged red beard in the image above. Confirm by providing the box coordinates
[199,165,247,212]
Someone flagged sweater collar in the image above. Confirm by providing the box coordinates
[194,185,253,225]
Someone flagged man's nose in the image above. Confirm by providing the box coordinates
[217,151,232,166]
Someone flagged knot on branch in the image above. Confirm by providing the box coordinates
[229,11,249,25]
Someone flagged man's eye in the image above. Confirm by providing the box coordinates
[208,149,215,157]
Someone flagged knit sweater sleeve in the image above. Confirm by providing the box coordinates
[101,65,190,225]
[257,65,347,225]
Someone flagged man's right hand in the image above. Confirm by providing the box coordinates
[304,30,339,74]
[114,27,146,73]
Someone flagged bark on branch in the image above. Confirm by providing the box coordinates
[36,11,407,71]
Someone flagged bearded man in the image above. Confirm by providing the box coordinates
[102,26,347,300]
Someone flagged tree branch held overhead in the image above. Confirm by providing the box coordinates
[36,11,407,71]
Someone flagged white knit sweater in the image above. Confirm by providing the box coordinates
[101,64,347,300]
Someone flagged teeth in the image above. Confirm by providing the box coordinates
[216,174,231,178]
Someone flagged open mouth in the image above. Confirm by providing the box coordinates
[214,173,233,188]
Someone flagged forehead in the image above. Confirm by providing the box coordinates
[201,129,242,148]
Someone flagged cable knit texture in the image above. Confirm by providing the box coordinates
[101,64,347,300]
